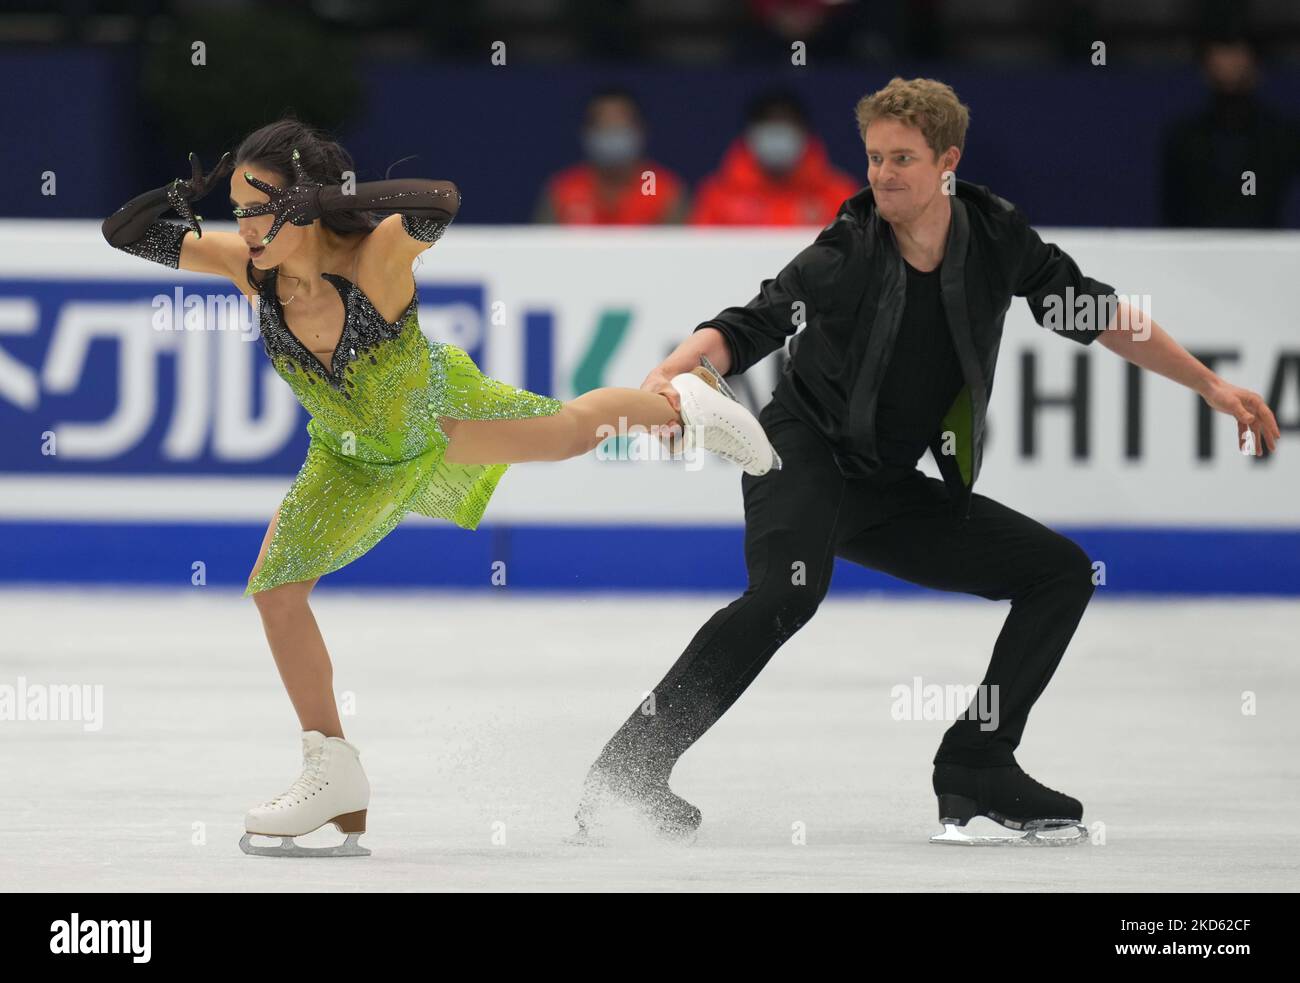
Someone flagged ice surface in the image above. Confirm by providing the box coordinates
[2,588,1297,892]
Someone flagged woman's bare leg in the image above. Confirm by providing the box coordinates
[441,386,681,466]
[248,509,342,738]
[244,386,685,728]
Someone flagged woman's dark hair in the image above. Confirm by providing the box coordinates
[235,114,379,291]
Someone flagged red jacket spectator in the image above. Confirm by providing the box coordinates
[690,136,859,226]
[539,161,688,225]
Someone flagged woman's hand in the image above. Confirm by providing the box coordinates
[234,148,325,245]
[168,151,233,239]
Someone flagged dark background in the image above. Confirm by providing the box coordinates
[5,0,1300,226]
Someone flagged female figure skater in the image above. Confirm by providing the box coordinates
[102,119,779,857]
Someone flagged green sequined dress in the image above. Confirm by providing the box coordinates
[243,268,564,595]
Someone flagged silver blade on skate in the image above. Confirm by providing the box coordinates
[239,831,370,858]
[930,815,1090,847]
[697,354,784,471]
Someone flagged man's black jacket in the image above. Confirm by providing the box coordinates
[695,179,1119,518]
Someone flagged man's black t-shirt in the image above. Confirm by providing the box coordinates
[707,182,1117,509]
[872,258,965,469]
[768,256,966,480]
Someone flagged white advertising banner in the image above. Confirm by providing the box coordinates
[0,223,1295,529]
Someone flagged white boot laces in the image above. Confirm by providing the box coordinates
[268,744,328,807]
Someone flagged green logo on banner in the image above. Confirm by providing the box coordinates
[572,308,634,458]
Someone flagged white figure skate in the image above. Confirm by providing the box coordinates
[670,355,782,476]
[240,730,371,858]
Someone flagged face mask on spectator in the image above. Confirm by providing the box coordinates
[747,121,806,173]
[584,126,644,167]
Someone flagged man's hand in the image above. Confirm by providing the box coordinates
[1200,377,1280,456]
[638,326,732,449]
[642,366,683,446]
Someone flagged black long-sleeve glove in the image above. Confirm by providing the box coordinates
[102,152,233,268]
[234,148,460,246]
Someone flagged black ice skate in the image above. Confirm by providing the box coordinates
[569,763,702,845]
[929,763,1089,846]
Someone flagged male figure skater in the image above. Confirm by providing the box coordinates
[575,77,1280,845]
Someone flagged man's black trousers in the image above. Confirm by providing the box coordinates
[593,396,1096,778]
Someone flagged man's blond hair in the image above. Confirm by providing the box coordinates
[854,77,970,159]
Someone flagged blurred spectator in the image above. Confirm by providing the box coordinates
[534,87,688,224]
[689,90,860,226]
[1162,35,1300,228]
[750,0,835,40]
[742,0,891,61]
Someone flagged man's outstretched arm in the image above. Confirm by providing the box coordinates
[639,218,853,423]
[1010,215,1280,456]
[1098,300,1281,456]
[639,327,734,421]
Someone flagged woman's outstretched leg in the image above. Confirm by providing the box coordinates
[442,386,681,466]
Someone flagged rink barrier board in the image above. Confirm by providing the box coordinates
[1,521,1297,595]
[1,227,1298,531]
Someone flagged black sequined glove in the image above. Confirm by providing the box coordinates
[236,146,461,246]
[234,148,325,245]
[165,151,233,239]
[103,151,233,266]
